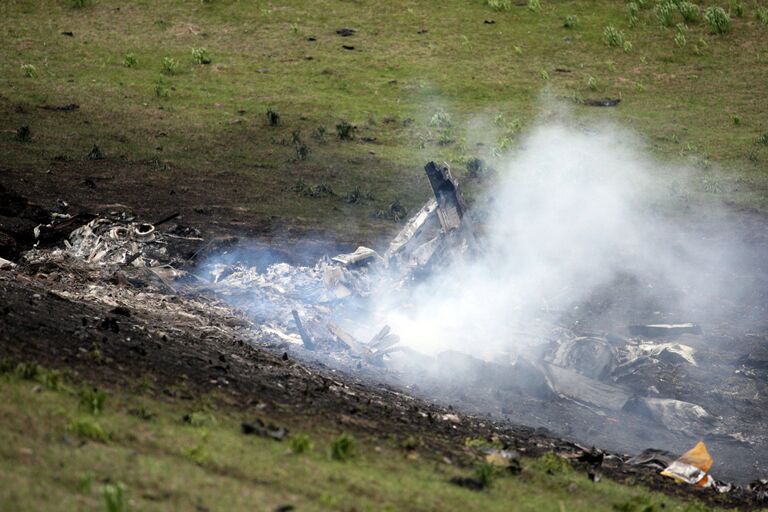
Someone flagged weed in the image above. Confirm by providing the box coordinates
[473,461,497,489]
[15,125,31,142]
[88,144,105,160]
[191,47,211,64]
[289,434,313,454]
[732,115,741,125]
[311,126,327,143]
[290,22,300,34]
[674,32,686,47]
[102,483,127,512]
[187,439,209,464]
[628,2,640,26]
[78,386,106,414]
[71,0,87,8]
[677,1,700,22]
[527,0,541,12]
[486,0,511,11]
[757,133,768,146]
[21,64,37,78]
[182,411,217,427]
[336,120,355,140]
[161,57,179,75]
[429,109,452,128]
[437,129,455,146]
[513,45,523,55]
[705,6,730,33]
[67,417,108,442]
[693,37,708,55]
[291,130,310,160]
[128,406,156,421]
[587,75,598,91]
[731,1,744,18]
[539,68,549,80]
[330,432,355,461]
[758,7,768,24]
[76,472,94,493]
[123,52,138,68]
[603,25,625,47]
[344,186,374,204]
[154,79,170,98]
[538,452,572,474]
[266,108,280,126]
[654,2,677,27]
[635,82,646,92]
[563,15,578,28]
[623,40,633,53]
[466,157,486,178]
[38,368,64,391]
[15,362,40,380]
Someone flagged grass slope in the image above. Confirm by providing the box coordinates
[1,0,767,237]
[0,363,714,512]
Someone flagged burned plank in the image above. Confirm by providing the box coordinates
[291,310,316,351]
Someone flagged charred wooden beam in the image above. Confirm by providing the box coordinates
[291,309,316,351]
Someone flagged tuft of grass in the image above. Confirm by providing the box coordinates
[71,0,87,7]
[266,107,280,126]
[563,15,578,28]
[537,452,572,474]
[429,109,452,129]
[78,386,106,415]
[654,2,677,27]
[674,32,686,47]
[757,133,768,146]
[102,483,127,512]
[677,1,700,23]
[289,433,313,454]
[21,64,37,78]
[730,1,744,18]
[182,411,217,427]
[485,0,511,12]
[330,432,355,461]
[336,120,355,140]
[123,52,138,68]
[473,461,497,489]
[161,57,179,75]
[67,417,109,442]
[628,2,640,26]
[757,6,768,24]
[622,40,633,53]
[154,78,170,98]
[587,76,598,91]
[603,25,625,47]
[527,0,540,12]
[705,6,730,34]
[191,47,211,65]
[732,115,740,125]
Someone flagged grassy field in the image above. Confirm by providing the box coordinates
[1,0,768,238]
[0,362,716,512]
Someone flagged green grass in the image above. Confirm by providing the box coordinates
[0,364,723,511]
[1,0,767,229]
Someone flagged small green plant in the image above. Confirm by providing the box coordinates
[336,120,355,140]
[758,7,768,24]
[538,452,572,474]
[15,362,40,379]
[437,129,454,145]
[677,1,700,22]
[563,14,578,28]
[674,31,687,47]
[693,37,708,55]
[311,126,327,143]
[473,461,497,489]
[603,25,625,47]
[78,386,106,414]
[587,75,598,91]
[102,483,127,512]
[732,115,741,125]
[21,64,37,78]
[757,132,768,145]
[191,47,211,64]
[266,107,280,126]
[654,2,677,27]
[154,79,170,98]
[291,130,310,160]
[290,22,300,34]
[429,109,452,128]
[123,52,138,68]
[67,417,108,442]
[486,0,511,11]
[15,124,31,142]
[628,2,640,26]
[730,1,744,18]
[623,40,633,52]
[527,0,540,12]
[539,68,549,80]
[705,6,730,33]
[182,411,216,427]
[289,434,313,454]
[161,57,178,75]
[513,45,523,55]
[71,0,87,7]
[76,472,94,493]
[330,433,355,461]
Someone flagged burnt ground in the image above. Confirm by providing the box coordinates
[2,172,768,509]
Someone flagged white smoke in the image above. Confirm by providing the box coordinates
[379,120,742,358]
